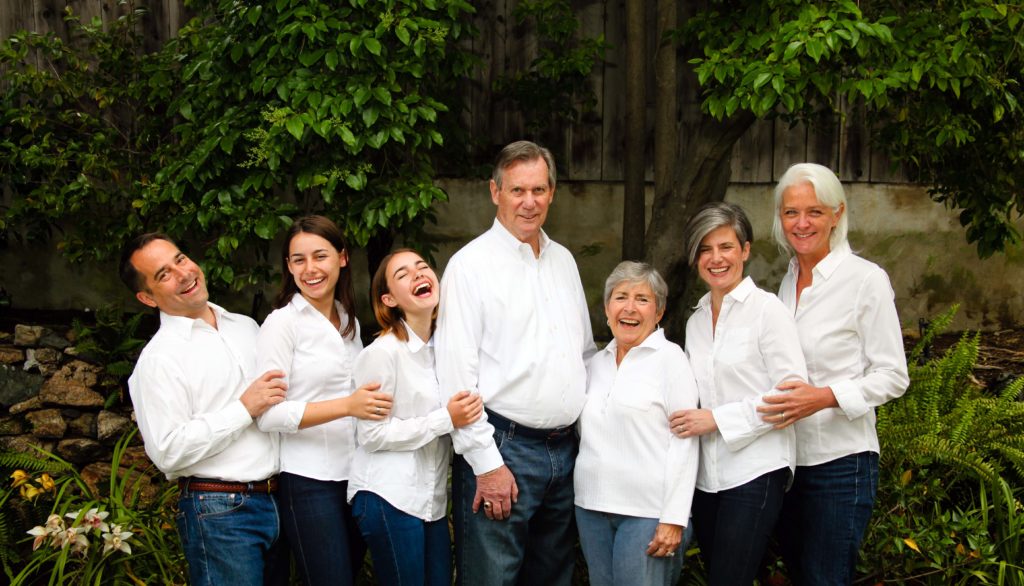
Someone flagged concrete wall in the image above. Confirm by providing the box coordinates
[2,180,1022,334]
[427,179,1024,335]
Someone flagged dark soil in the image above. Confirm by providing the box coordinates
[915,328,1024,392]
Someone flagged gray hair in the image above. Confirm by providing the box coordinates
[683,202,754,268]
[603,261,668,314]
[772,163,849,254]
[492,140,557,189]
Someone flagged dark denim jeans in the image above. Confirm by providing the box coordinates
[175,488,285,586]
[351,490,452,586]
[777,452,879,586]
[277,472,366,586]
[575,507,690,586]
[691,467,788,586]
[452,428,578,586]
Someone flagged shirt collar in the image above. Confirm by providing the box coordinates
[693,276,756,310]
[602,327,668,356]
[488,218,550,257]
[401,320,432,353]
[789,241,852,281]
[158,302,228,340]
[288,292,346,324]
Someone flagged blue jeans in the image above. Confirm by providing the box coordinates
[175,487,285,586]
[777,452,879,586]
[452,428,577,586]
[351,491,452,586]
[575,507,690,586]
[691,467,788,586]
[277,472,366,586]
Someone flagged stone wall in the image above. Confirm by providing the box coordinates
[0,323,148,488]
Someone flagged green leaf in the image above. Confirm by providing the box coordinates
[325,50,339,70]
[753,72,772,91]
[285,116,305,140]
[254,215,277,239]
[364,37,382,56]
[396,26,411,45]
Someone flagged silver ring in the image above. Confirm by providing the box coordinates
[781,411,786,420]
[375,406,382,415]
[667,551,676,557]
[483,501,492,509]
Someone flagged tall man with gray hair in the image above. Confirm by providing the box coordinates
[437,140,596,584]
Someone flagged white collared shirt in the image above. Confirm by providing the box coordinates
[574,330,699,525]
[347,323,453,521]
[255,294,362,481]
[128,303,278,482]
[778,242,909,466]
[686,277,807,492]
[436,219,597,474]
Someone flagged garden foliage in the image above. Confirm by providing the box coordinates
[860,307,1024,584]
[0,0,475,289]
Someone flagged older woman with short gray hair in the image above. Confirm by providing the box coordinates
[669,201,807,586]
[575,261,699,586]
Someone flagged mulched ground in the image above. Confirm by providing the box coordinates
[915,328,1024,391]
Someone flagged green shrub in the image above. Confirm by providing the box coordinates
[860,306,1024,584]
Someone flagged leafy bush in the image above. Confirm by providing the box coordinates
[860,307,1024,584]
[1,0,476,289]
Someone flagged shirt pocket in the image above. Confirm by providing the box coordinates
[716,326,752,366]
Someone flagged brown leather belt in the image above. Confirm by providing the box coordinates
[178,476,278,494]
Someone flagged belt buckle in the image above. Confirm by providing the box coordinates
[265,478,273,493]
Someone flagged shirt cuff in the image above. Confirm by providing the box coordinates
[712,404,758,452]
[464,445,504,476]
[831,382,869,420]
[428,408,456,436]
[227,399,255,427]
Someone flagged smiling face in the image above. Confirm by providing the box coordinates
[490,157,554,253]
[286,232,347,307]
[131,238,209,319]
[605,280,664,355]
[696,225,750,297]
[381,250,439,317]
[780,182,844,264]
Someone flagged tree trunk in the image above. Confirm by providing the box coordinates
[653,0,677,263]
[645,111,755,340]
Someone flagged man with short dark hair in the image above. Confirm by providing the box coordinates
[121,233,287,586]
[436,141,596,585]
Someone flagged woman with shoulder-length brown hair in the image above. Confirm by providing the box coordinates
[347,248,482,586]
[255,214,393,586]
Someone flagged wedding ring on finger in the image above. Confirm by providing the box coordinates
[667,551,676,557]
[781,411,787,421]
[375,406,382,415]
[483,501,492,509]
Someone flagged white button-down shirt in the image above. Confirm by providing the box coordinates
[347,323,454,522]
[686,277,807,492]
[779,242,909,466]
[574,330,699,525]
[436,219,596,474]
[255,294,362,481]
[128,303,277,482]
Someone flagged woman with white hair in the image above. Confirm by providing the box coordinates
[758,163,909,585]
[575,261,699,586]
[669,201,807,585]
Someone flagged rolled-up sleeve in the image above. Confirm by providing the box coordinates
[660,356,700,526]
[254,311,306,433]
[354,344,454,452]
[832,268,909,420]
[436,260,502,474]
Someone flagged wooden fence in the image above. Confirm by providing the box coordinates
[0,0,908,185]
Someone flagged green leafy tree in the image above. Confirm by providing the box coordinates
[643,0,1024,335]
[1,0,475,289]
[149,0,475,287]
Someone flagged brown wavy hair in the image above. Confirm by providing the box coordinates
[273,215,357,340]
[370,248,437,343]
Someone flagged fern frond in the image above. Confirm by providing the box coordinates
[0,451,71,473]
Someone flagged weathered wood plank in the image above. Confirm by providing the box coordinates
[601,0,626,181]
[838,98,870,182]
[772,118,807,180]
[567,0,604,180]
[731,118,774,183]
